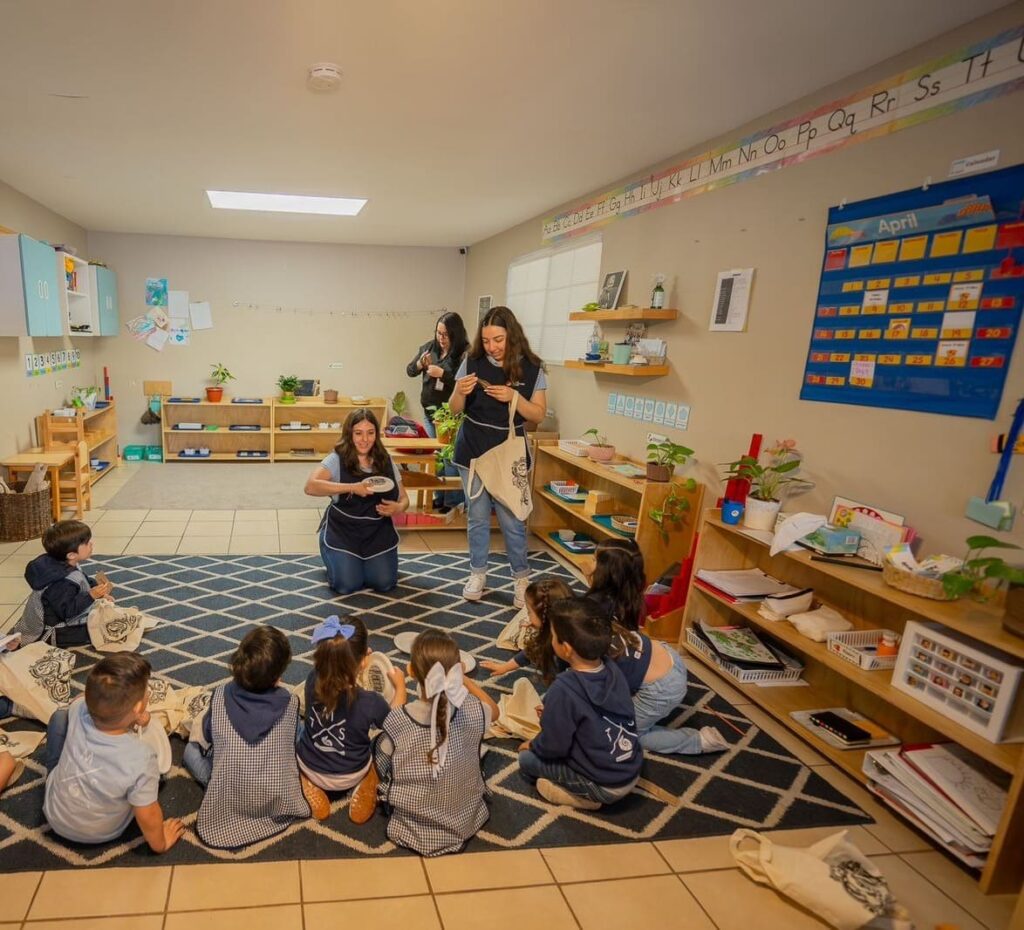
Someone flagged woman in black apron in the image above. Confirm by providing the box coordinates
[304,409,409,594]
[449,306,548,609]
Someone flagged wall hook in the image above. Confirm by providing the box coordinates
[922,176,931,191]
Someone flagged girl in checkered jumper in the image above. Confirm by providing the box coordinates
[374,630,500,856]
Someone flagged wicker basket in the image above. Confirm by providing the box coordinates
[882,562,955,601]
[0,482,52,542]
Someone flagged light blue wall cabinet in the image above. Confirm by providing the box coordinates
[0,234,62,336]
[91,265,120,335]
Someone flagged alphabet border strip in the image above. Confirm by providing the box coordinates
[542,25,1024,242]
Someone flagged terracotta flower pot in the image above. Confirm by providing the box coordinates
[205,387,223,402]
[587,444,615,463]
[323,389,339,404]
[646,463,671,482]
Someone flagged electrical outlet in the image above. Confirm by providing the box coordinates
[647,431,668,445]
[329,362,344,369]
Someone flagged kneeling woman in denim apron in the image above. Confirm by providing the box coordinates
[305,409,409,595]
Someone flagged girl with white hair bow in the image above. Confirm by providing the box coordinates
[373,630,499,856]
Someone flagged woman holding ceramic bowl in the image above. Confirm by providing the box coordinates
[304,408,409,595]
[449,306,547,609]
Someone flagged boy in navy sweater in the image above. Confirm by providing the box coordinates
[18,521,112,647]
[518,596,641,810]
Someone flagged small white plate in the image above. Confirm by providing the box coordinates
[393,631,476,673]
[363,475,395,493]
[358,651,397,702]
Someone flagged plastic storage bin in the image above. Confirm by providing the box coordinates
[145,445,163,462]
[123,445,145,462]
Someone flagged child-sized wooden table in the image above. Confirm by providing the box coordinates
[1,449,76,522]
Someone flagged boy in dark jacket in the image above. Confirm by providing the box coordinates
[18,520,111,647]
[518,596,642,810]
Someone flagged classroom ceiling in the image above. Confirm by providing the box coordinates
[0,0,1008,248]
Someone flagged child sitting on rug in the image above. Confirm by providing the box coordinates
[0,750,17,795]
[481,577,573,683]
[297,614,406,824]
[14,520,113,647]
[185,625,312,848]
[43,653,184,852]
[589,539,727,756]
[374,629,499,856]
[518,596,641,810]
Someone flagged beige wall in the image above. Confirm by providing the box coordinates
[465,3,1024,554]
[0,181,98,457]
[86,232,466,447]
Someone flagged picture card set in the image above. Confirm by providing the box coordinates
[130,279,211,350]
[606,393,690,430]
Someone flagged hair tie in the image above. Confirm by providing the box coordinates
[311,615,356,644]
[423,660,468,778]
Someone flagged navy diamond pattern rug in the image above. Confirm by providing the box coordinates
[0,552,869,869]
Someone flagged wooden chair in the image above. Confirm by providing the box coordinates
[56,440,92,519]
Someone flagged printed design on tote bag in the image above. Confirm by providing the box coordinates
[829,858,894,915]
[148,677,173,705]
[186,690,211,721]
[511,456,530,507]
[29,648,74,704]
[101,611,142,645]
[0,732,12,749]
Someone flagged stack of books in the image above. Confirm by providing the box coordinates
[694,568,802,603]
[862,743,1007,869]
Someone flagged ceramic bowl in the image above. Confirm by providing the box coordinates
[557,528,576,542]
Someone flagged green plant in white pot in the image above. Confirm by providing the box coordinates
[721,439,812,531]
[583,428,615,463]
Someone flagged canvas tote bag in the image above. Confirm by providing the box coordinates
[489,677,543,741]
[0,642,76,723]
[87,600,156,653]
[730,829,913,930]
[497,606,532,651]
[466,392,533,521]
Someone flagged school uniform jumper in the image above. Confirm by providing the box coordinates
[14,555,94,646]
[453,355,542,577]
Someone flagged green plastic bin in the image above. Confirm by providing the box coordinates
[124,445,145,462]
[145,445,163,462]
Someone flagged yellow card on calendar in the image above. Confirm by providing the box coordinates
[894,275,920,288]
[899,236,928,261]
[842,280,865,292]
[953,269,984,282]
[930,230,963,258]
[963,224,997,253]
[923,272,952,285]
[849,244,873,268]
[872,240,899,264]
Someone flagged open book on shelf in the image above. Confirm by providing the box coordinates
[694,568,802,602]
[693,620,783,670]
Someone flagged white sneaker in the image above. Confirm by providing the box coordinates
[699,726,729,753]
[463,571,486,601]
[537,778,601,810]
[513,576,530,608]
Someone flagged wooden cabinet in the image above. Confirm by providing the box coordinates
[35,400,119,486]
[90,264,119,335]
[271,397,387,462]
[0,234,62,336]
[682,509,1024,893]
[161,398,273,461]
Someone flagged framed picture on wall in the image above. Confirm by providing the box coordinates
[598,271,626,309]
[478,295,492,322]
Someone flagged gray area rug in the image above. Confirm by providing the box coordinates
[105,463,323,510]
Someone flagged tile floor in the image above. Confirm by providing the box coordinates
[0,469,1019,929]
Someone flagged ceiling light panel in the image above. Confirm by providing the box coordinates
[206,190,366,216]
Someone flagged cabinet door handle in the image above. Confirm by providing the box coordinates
[37,281,43,299]
[43,281,49,300]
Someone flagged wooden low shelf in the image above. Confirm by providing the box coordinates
[682,509,1024,894]
[35,400,120,492]
[568,308,678,322]
[563,360,669,377]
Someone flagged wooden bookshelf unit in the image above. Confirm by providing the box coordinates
[682,509,1024,893]
[161,397,273,461]
[271,396,387,462]
[36,400,119,486]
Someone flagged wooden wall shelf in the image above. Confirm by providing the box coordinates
[568,308,678,322]
[563,360,669,377]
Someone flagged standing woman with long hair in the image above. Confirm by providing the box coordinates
[448,306,547,608]
[406,311,469,436]
[304,409,409,595]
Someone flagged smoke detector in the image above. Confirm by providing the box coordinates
[307,63,342,92]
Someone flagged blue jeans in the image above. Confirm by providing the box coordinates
[633,645,703,754]
[45,707,69,773]
[422,415,436,438]
[519,750,634,805]
[185,717,305,788]
[457,465,529,577]
[0,696,12,718]
[320,538,399,595]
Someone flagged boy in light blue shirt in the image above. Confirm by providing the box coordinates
[43,653,183,852]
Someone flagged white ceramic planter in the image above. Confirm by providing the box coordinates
[743,496,781,531]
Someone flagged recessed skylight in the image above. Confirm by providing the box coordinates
[206,190,366,216]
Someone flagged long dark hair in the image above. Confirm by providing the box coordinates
[409,629,461,767]
[334,408,392,477]
[469,305,544,386]
[313,616,369,713]
[588,538,646,631]
[433,311,469,363]
[522,577,573,683]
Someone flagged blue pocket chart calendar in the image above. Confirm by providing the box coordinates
[800,164,1024,419]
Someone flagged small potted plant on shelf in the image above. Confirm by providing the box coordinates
[648,478,698,543]
[942,536,1024,601]
[721,438,811,531]
[207,363,234,402]
[432,402,464,445]
[583,428,615,463]
[646,439,694,482]
[392,391,408,418]
[277,375,301,405]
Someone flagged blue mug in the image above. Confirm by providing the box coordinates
[722,501,744,525]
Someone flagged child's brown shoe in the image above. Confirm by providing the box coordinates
[348,765,379,824]
[301,774,331,821]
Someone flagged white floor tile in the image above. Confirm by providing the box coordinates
[185,521,239,538]
[135,522,188,537]
[146,509,192,521]
[0,577,30,604]
[100,509,150,520]
[124,537,183,555]
[91,537,132,556]
[190,510,235,522]
[234,510,278,522]
[278,534,319,554]
[230,520,277,535]
[93,521,144,537]
[229,536,281,554]
[0,554,34,577]
[177,537,233,555]
[15,538,45,554]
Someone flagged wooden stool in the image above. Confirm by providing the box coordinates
[56,440,92,519]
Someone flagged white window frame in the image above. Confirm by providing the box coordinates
[504,234,602,365]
